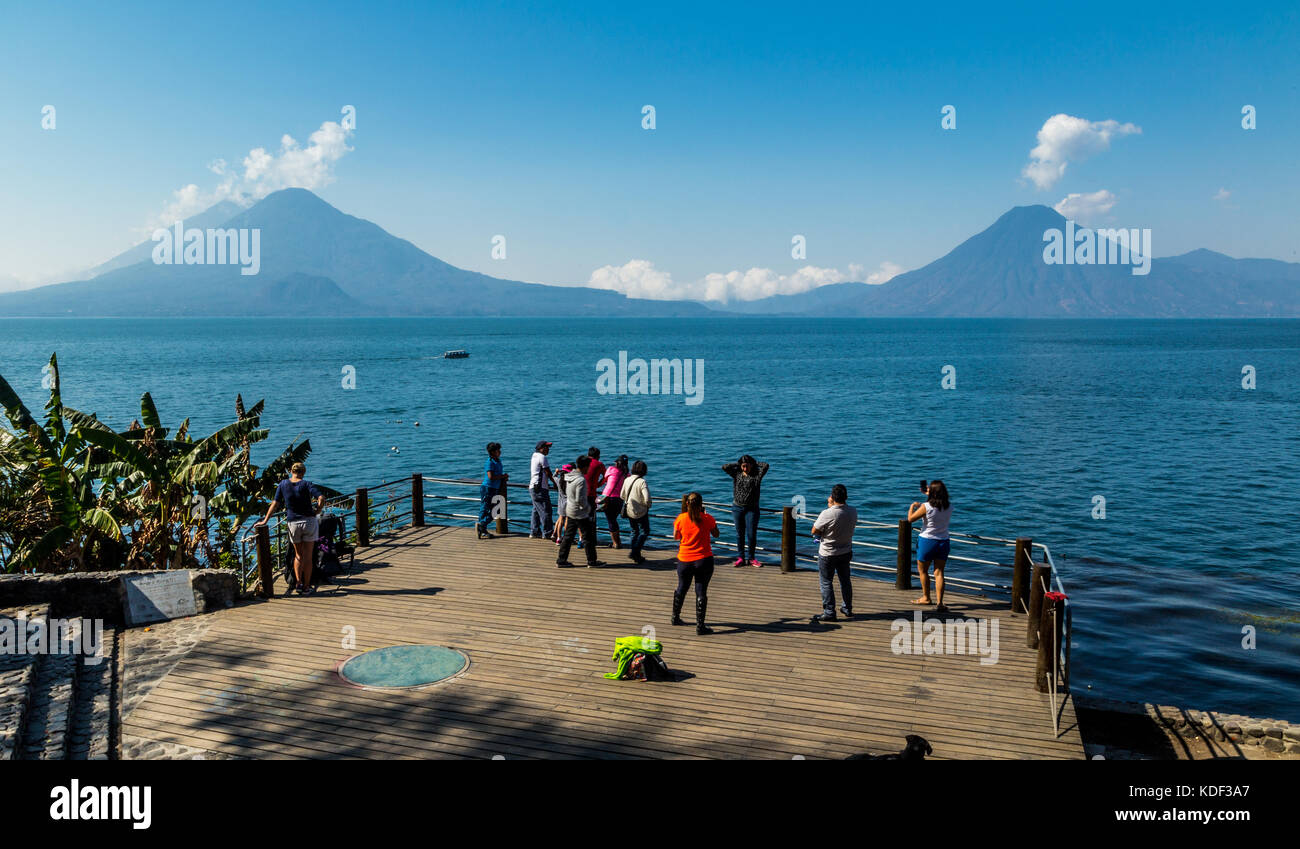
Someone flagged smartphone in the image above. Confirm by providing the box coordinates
[919,479,928,494]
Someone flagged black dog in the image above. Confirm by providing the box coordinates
[845,734,932,760]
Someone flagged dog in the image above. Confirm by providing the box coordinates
[845,734,932,760]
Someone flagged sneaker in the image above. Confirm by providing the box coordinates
[734,558,746,567]
[587,560,606,568]
[812,612,836,623]
[840,605,852,618]
[529,533,542,539]
[749,558,762,568]
[556,560,575,568]
[696,624,714,635]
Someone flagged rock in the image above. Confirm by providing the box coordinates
[1246,725,1265,738]
[1265,727,1283,739]
[1225,722,1242,735]
[1261,737,1285,753]
[1284,727,1300,742]
[1285,742,1300,755]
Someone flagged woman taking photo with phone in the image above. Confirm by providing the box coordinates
[673,491,720,635]
[908,479,952,610]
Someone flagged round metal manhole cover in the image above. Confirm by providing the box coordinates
[338,645,469,689]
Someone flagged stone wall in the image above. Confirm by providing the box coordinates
[0,570,236,626]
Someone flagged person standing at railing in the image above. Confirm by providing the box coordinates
[600,454,630,549]
[255,461,324,596]
[477,442,507,540]
[584,446,605,514]
[908,479,952,610]
[620,460,652,564]
[722,454,770,567]
[529,440,557,540]
[810,484,858,622]
[557,455,604,568]
[672,491,719,634]
[553,462,574,545]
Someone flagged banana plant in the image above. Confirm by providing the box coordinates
[0,354,122,572]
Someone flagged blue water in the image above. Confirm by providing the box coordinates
[2,317,1297,720]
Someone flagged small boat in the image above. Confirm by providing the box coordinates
[442,349,470,359]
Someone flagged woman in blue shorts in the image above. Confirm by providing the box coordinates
[908,479,952,610]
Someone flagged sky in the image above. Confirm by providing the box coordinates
[1,0,1297,300]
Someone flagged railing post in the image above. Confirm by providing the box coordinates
[1027,562,1050,648]
[780,506,795,572]
[896,520,912,590]
[1012,537,1032,613]
[254,523,273,599]
[411,474,424,527]
[495,485,508,535]
[356,487,370,546]
[1035,594,1065,693]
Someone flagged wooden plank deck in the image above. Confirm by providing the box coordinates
[121,524,1083,759]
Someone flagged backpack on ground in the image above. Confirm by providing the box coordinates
[604,635,671,681]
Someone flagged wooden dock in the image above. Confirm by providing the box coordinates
[121,524,1084,759]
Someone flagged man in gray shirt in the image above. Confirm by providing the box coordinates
[811,484,857,622]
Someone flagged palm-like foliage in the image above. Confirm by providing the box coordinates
[0,354,334,574]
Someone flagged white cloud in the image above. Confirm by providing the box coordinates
[587,259,688,300]
[143,118,355,232]
[850,260,904,285]
[1213,188,1231,202]
[587,259,904,302]
[1053,189,1118,224]
[1022,114,1141,190]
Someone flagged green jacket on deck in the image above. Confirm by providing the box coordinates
[604,635,663,679]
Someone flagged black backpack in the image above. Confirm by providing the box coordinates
[628,651,673,682]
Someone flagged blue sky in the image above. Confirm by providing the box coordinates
[1,0,1297,298]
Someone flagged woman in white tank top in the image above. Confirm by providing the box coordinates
[907,480,952,610]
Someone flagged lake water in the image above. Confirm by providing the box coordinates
[2,317,1297,721]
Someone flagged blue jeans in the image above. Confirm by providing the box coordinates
[478,485,500,527]
[732,504,759,561]
[628,514,650,559]
[818,552,853,615]
[530,486,553,536]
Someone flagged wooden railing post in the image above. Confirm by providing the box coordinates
[1027,562,1051,647]
[896,520,912,590]
[1035,593,1065,693]
[411,474,424,527]
[495,486,508,535]
[356,487,370,546]
[255,523,273,599]
[1012,537,1032,613]
[780,506,795,572]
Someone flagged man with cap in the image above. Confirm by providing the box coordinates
[529,440,558,539]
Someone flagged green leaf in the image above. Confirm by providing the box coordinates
[140,392,162,431]
[80,507,124,542]
[76,427,161,481]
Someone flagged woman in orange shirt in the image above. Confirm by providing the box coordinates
[672,491,720,635]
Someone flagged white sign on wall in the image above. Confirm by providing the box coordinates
[122,572,197,626]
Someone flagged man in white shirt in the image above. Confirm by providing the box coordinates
[529,441,557,539]
[810,484,858,622]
